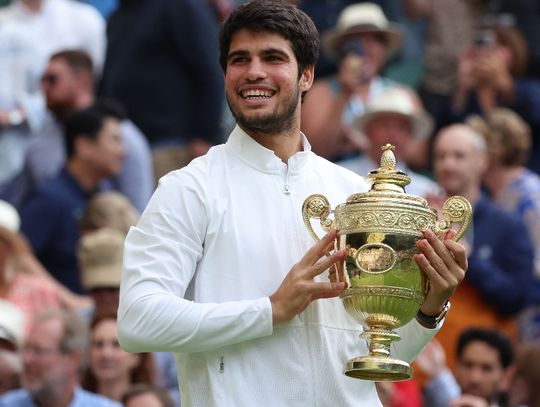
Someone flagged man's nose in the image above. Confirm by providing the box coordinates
[245,59,267,81]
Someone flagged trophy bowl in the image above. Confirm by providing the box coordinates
[302,144,471,381]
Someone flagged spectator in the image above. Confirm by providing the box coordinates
[301,3,424,163]
[99,0,225,180]
[82,308,155,402]
[122,384,174,407]
[0,0,106,186]
[338,86,439,197]
[431,123,535,370]
[20,104,125,294]
[509,343,540,407]
[0,201,64,335]
[0,309,121,406]
[1,50,154,212]
[79,191,139,237]
[451,24,540,174]
[468,108,540,343]
[419,328,514,407]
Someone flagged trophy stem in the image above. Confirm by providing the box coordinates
[344,327,412,382]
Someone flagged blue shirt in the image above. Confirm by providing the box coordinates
[0,387,121,407]
[20,168,104,293]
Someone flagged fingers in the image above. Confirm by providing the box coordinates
[301,229,338,266]
[305,250,346,279]
[444,239,468,272]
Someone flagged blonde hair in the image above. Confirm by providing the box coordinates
[79,192,139,236]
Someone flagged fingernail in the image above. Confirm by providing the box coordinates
[424,229,435,240]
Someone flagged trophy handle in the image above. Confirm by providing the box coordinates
[432,196,473,241]
[302,194,334,241]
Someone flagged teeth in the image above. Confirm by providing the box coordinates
[242,89,274,99]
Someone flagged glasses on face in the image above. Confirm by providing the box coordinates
[41,73,59,86]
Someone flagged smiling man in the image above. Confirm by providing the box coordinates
[117,1,468,406]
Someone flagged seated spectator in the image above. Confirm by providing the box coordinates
[468,108,540,342]
[19,103,125,294]
[431,124,535,369]
[79,191,139,237]
[301,3,424,163]
[418,328,514,407]
[0,201,63,335]
[0,309,121,406]
[122,384,174,407]
[78,228,125,316]
[451,23,540,174]
[338,87,439,197]
[509,343,540,407]
[82,308,155,402]
[0,50,154,212]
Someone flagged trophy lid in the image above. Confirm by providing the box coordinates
[346,144,428,207]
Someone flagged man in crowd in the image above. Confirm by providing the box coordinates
[0,50,153,212]
[431,123,534,369]
[118,2,467,405]
[0,309,120,406]
[20,104,125,294]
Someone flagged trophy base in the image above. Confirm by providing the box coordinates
[345,356,412,382]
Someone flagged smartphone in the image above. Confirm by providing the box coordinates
[474,29,495,48]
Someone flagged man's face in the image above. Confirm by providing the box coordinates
[455,341,507,402]
[365,113,412,162]
[41,59,79,114]
[84,117,125,178]
[22,318,72,397]
[433,126,486,196]
[225,29,313,136]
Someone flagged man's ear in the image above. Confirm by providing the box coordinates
[299,65,315,93]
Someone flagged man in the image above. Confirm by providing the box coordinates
[20,104,125,294]
[0,309,120,406]
[338,86,439,197]
[118,2,467,405]
[431,124,534,370]
[419,328,514,407]
[0,50,154,212]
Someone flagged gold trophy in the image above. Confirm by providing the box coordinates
[302,144,472,381]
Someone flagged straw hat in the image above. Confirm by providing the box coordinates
[78,228,125,290]
[321,3,403,61]
[0,200,20,233]
[0,300,25,349]
[356,87,434,140]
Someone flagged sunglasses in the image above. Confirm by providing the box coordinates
[41,73,59,85]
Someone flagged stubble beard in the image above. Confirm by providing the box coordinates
[227,87,300,136]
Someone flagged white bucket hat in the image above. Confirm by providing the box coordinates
[356,88,434,140]
[321,3,403,61]
[0,200,20,233]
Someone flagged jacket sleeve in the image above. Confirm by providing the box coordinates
[117,170,273,354]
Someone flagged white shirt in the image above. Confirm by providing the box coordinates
[118,126,439,407]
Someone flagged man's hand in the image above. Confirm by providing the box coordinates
[270,230,347,324]
[415,339,448,379]
[415,228,467,317]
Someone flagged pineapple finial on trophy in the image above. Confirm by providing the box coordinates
[380,144,396,171]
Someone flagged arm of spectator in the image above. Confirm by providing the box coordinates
[301,78,353,161]
[450,394,489,407]
[0,227,92,312]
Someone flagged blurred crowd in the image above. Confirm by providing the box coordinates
[0,0,540,406]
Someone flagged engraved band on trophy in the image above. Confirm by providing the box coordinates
[302,144,472,381]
